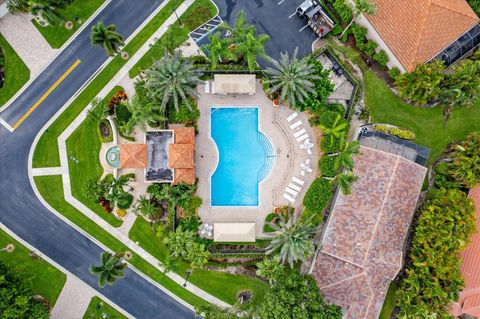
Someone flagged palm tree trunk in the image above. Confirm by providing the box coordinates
[340,18,355,39]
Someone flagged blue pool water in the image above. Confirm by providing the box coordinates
[211,107,274,206]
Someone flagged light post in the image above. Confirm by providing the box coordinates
[183,270,192,287]
[0,243,15,253]
[173,8,183,28]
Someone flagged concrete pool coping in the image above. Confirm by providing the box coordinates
[196,79,319,237]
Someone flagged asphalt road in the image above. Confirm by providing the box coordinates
[212,0,318,63]
[0,1,194,318]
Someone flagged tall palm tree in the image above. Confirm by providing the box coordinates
[144,51,202,113]
[336,171,359,195]
[320,113,347,145]
[266,213,316,268]
[89,251,127,288]
[218,10,255,42]
[85,178,107,202]
[87,98,109,121]
[134,196,158,222]
[91,22,125,57]
[31,4,64,26]
[340,0,377,38]
[235,32,270,71]
[106,175,131,207]
[7,0,30,14]
[125,92,166,133]
[266,47,319,109]
[204,32,236,69]
[328,141,360,170]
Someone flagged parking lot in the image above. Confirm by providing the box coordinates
[210,0,319,64]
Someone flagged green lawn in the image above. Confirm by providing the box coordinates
[83,296,127,319]
[34,175,208,308]
[0,228,66,306]
[32,0,105,48]
[129,218,270,308]
[379,282,398,319]
[365,70,480,163]
[129,0,217,77]
[66,86,123,227]
[0,33,30,107]
[32,0,188,168]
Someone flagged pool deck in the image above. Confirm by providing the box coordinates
[196,79,319,237]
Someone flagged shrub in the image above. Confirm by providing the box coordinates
[388,67,401,80]
[318,110,340,128]
[300,207,323,226]
[330,25,343,36]
[117,193,133,209]
[168,100,200,126]
[303,178,333,214]
[363,40,378,58]
[189,55,208,64]
[373,50,389,68]
[321,136,344,154]
[333,0,353,22]
[319,156,339,177]
[351,24,367,48]
[116,208,127,217]
[108,90,127,113]
[374,124,416,140]
[97,119,113,143]
[115,103,132,125]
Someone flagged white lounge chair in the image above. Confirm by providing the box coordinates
[296,134,309,142]
[288,183,301,191]
[292,177,305,185]
[283,193,295,203]
[294,128,306,138]
[307,149,312,155]
[290,120,302,130]
[286,112,298,122]
[204,81,210,93]
[285,187,298,196]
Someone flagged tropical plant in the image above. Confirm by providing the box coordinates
[31,4,64,26]
[89,251,127,288]
[335,171,359,195]
[266,48,319,109]
[6,0,30,14]
[84,178,108,202]
[134,195,159,222]
[333,0,353,22]
[90,22,125,56]
[256,268,342,319]
[319,113,347,145]
[303,178,333,214]
[106,175,133,209]
[218,9,255,43]
[163,226,210,269]
[204,32,236,69]
[298,58,334,112]
[256,256,285,286]
[448,131,480,188]
[328,140,360,170]
[144,51,202,113]
[266,212,316,267]
[87,98,109,121]
[395,61,445,105]
[8,0,65,25]
[196,304,241,319]
[0,262,50,319]
[125,87,167,133]
[234,31,270,70]
[339,0,377,38]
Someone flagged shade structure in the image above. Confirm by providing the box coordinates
[169,144,194,169]
[174,168,195,185]
[119,144,148,168]
[212,74,256,95]
[213,223,256,242]
[174,127,195,145]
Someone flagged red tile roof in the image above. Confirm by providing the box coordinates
[451,186,480,317]
[119,144,148,168]
[312,146,427,319]
[364,0,479,72]
[174,127,195,145]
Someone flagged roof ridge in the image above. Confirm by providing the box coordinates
[410,1,431,69]
[431,0,479,20]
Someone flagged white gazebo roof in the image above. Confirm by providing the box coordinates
[213,223,256,242]
[212,74,256,95]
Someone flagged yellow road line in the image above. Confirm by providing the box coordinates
[12,59,81,130]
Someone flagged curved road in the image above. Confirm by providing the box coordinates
[0,1,193,318]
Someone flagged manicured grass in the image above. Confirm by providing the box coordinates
[66,86,123,227]
[0,228,66,306]
[365,70,480,164]
[32,0,105,48]
[379,282,398,319]
[129,0,217,77]
[129,218,270,308]
[33,0,188,168]
[0,33,30,107]
[34,175,208,308]
[83,296,127,319]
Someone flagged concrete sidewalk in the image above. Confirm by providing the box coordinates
[51,275,97,319]
[0,13,57,77]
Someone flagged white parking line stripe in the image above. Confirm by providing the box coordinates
[289,12,297,18]
[0,117,14,133]
[299,24,309,32]
[278,0,286,4]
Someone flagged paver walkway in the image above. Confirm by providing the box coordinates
[51,275,97,319]
[0,13,58,77]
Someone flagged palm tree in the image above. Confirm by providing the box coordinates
[85,178,107,202]
[266,47,319,109]
[7,0,30,14]
[218,10,255,42]
[125,92,167,133]
[31,4,64,26]
[320,113,347,145]
[328,141,360,170]
[256,256,284,286]
[134,196,158,222]
[336,171,359,195]
[89,251,127,288]
[204,32,236,69]
[235,32,270,70]
[340,0,377,38]
[266,213,316,268]
[106,175,132,208]
[87,98,109,121]
[144,51,202,113]
[91,22,125,56]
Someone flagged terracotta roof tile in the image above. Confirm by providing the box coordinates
[364,0,479,71]
[174,127,195,145]
[169,144,194,169]
[119,144,148,168]
[174,168,195,185]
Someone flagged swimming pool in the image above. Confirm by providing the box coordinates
[211,107,274,206]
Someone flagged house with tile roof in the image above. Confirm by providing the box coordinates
[355,0,480,72]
